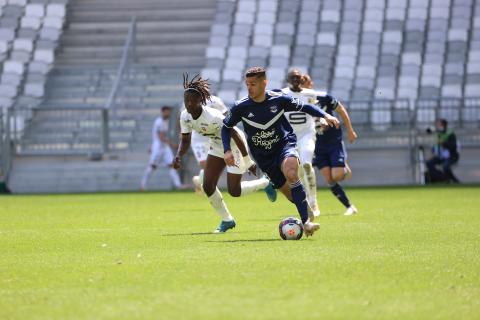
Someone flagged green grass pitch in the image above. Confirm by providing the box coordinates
[1,186,479,319]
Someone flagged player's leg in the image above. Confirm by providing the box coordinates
[281,156,319,236]
[327,142,357,216]
[203,154,236,233]
[191,141,208,194]
[141,145,159,190]
[161,147,184,189]
[298,133,319,216]
[225,147,275,200]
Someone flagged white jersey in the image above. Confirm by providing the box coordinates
[180,106,229,152]
[152,116,169,147]
[184,95,228,144]
[282,87,319,136]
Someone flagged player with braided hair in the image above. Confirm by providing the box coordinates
[173,73,277,233]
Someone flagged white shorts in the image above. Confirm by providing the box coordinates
[296,130,316,165]
[149,145,174,167]
[191,140,209,163]
[208,142,245,175]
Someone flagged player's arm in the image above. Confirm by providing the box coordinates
[282,96,339,128]
[172,133,191,169]
[231,127,256,174]
[335,103,358,144]
[222,105,241,167]
[173,113,192,169]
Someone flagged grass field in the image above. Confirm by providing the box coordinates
[1,186,479,319]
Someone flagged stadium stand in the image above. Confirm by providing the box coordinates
[1,0,480,193]
[203,0,479,102]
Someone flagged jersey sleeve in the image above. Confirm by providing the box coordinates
[179,111,192,134]
[317,93,339,111]
[223,102,242,128]
[279,94,304,112]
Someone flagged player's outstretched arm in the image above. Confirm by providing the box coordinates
[301,103,340,129]
[336,103,358,144]
[172,133,191,169]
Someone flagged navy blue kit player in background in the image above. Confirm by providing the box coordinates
[308,73,359,216]
[221,67,340,237]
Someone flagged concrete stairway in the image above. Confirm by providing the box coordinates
[57,0,215,66]
[7,0,217,193]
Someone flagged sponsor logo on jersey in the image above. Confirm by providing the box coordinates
[251,128,280,150]
[248,112,255,118]
[270,105,278,113]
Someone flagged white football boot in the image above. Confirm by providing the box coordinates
[304,221,320,237]
[344,205,358,216]
[192,176,203,195]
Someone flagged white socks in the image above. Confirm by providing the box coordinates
[168,168,182,188]
[303,163,318,208]
[240,176,269,196]
[208,188,234,221]
[141,166,154,189]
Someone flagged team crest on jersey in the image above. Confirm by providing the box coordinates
[270,105,278,113]
[292,97,301,107]
[308,97,317,104]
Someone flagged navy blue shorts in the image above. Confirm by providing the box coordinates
[313,141,347,169]
[253,142,299,189]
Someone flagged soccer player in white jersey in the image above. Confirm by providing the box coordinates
[282,68,321,217]
[141,106,185,190]
[173,74,277,233]
[188,95,228,194]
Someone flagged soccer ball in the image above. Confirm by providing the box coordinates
[279,217,303,240]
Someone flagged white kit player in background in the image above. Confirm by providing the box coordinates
[187,95,228,194]
[141,106,186,190]
[282,68,325,217]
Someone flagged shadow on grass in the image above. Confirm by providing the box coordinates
[161,232,215,236]
[205,238,280,243]
[162,231,253,237]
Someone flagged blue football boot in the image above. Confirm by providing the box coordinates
[263,181,277,202]
[214,220,236,233]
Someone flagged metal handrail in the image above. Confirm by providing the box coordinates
[104,16,137,110]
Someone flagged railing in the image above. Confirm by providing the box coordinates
[2,98,480,184]
[104,16,137,112]
[8,107,110,155]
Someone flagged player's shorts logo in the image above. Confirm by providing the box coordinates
[270,105,278,113]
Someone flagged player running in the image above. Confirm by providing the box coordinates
[173,73,277,233]
[282,68,321,217]
[222,67,340,237]
[187,95,228,194]
[141,106,185,190]
[306,73,359,216]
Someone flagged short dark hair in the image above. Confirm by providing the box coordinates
[245,67,266,79]
[438,118,448,128]
[161,105,173,111]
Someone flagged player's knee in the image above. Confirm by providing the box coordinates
[332,171,344,182]
[202,181,215,196]
[284,168,299,182]
[228,188,241,197]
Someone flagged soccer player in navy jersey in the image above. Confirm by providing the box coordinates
[221,67,340,236]
[305,72,359,216]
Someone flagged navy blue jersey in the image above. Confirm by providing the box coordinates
[315,94,342,144]
[223,91,327,160]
